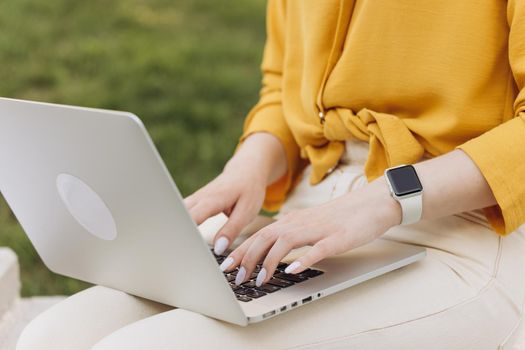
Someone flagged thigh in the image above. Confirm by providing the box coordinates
[91,218,525,350]
[16,286,171,350]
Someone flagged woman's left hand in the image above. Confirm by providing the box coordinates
[220,178,402,286]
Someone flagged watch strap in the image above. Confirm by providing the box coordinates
[398,193,422,225]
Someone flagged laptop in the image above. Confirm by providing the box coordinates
[0,97,426,326]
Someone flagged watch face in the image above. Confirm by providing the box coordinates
[386,165,423,196]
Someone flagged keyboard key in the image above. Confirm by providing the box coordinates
[274,272,308,283]
[235,287,250,295]
[229,282,241,291]
[303,269,324,278]
[225,274,235,282]
[245,289,267,299]
[243,281,257,288]
[267,278,294,288]
[294,271,310,279]
[277,262,288,271]
[257,284,281,293]
[236,295,252,302]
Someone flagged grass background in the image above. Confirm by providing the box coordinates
[0,0,267,296]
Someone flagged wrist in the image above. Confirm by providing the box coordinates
[365,176,403,229]
[224,151,269,184]
[225,133,287,186]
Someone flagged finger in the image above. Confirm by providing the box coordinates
[235,227,284,285]
[284,237,338,274]
[183,185,210,210]
[183,193,199,210]
[256,229,304,286]
[219,230,260,273]
[189,195,233,226]
[213,195,259,256]
[183,177,220,210]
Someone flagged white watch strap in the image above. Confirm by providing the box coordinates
[398,194,422,225]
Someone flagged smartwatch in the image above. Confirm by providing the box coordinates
[384,164,423,225]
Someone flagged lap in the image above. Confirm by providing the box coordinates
[15,286,170,350]
[17,216,525,349]
[89,282,517,350]
[91,221,524,350]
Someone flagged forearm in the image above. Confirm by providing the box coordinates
[415,150,496,220]
[370,149,497,226]
[225,132,288,186]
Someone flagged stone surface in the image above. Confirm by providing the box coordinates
[0,247,66,349]
[0,248,19,318]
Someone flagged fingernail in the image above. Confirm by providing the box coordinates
[235,266,246,285]
[255,268,267,287]
[285,261,301,274]
[214,237,229,255]
[219,257,234,272]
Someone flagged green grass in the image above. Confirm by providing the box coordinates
[0,0,267,296]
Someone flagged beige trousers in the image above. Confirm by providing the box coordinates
[16,140,525,350]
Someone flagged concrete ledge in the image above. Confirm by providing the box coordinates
[0,247,66,349]
[0,248,19,317]
[0,247,21,350]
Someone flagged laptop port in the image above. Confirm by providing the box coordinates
[263,310,276,318]
[302,296,313,303]
[280,306,287,312]
[291,302,298,307]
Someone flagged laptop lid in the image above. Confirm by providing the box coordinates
[0,97,248,326]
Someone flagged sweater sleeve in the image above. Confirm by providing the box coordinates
[457,0,525,235]
[240,0,302,212]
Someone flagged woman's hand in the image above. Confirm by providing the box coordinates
[216,147,500,287]
[221,178,402,286]
[184,133,288,256]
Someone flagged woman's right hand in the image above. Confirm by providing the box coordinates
[184,133,288,256]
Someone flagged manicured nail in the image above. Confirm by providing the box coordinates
[235,266,246,285]
[219,257,234,272]
[214,237,229,255]
[285,261,301,274]
[255,268,267,287]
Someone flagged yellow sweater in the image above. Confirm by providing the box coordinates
[241,0,525,235]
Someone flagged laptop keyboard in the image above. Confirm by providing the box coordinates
[212,249,324,303]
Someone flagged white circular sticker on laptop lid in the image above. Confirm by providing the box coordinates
[56,173,117,241]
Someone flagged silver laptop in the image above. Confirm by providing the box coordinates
[0,97,426,326]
